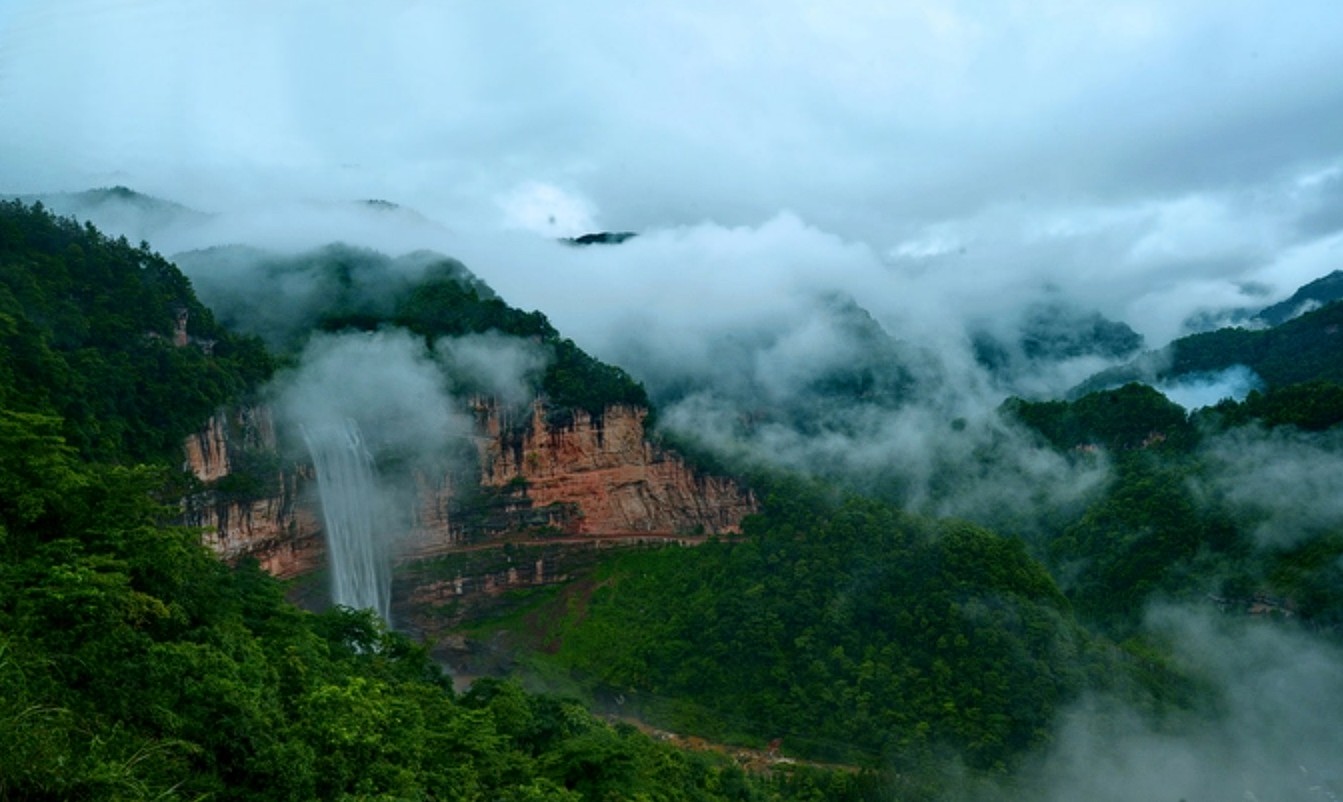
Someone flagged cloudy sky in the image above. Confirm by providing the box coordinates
[2,1,1342,352]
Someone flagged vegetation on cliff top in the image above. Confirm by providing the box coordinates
[176,242,649,419]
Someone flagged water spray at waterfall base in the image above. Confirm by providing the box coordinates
[302,419,392,624]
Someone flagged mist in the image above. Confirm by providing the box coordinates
[3,2,1343,360]
[982,607,1343,802]
[1157,365,1264,411]
[1195,425,1343,548]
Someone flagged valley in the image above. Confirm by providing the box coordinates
[2,193,1342,800]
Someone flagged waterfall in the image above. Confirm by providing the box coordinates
[302,419,391,623]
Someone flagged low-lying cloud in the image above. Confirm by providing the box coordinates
[1195,425,1343,548]
[270,329,474,475]
[1157,365,1263,411]
[988,607,1343,802]
[435,331,549,410]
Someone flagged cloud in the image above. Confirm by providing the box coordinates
[4,2,1342,235]
[496,182,598,237]
[1157,365,1263,411]
[6,0,1343,555]
[269,329,473,471]
[3,2,1341,359]
[434,331,550,410]
[1194,425,1343,548]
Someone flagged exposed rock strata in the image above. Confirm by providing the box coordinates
[182,413,231,483]
[476,400,755,537]
[184,399,756,589]
[181,406,323,578]
[184,471,323,578]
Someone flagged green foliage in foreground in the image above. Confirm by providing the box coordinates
[0,407,877,800]
[510,482,1125,773]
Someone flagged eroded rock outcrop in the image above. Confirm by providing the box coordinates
[183,413,231,483]
[181,406,324,578]
[183,399,756,585]
[476,400,755,537]
[184,470,323,578]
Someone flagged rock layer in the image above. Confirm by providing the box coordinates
[183,399,756,585]
[477,400,755,537]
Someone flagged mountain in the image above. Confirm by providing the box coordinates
[1072,298,1343,398]
[563,231,637,246]
[0,198,271,462]
[176,241,650,416]
[972,300,1144,385]
[8,197,1343,799]
[11,185,211,246]
[1253,269,1343,326]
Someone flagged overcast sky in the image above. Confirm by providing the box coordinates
[2,1,1342,350]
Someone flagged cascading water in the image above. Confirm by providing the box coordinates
[302,418,391,623]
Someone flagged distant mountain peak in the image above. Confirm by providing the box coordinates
[562,231,637,246]
[1254,269,1343,327]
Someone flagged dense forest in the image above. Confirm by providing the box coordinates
[478,319,1343,788]
[0,200,273,463]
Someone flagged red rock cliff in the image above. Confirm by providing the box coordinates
[181,406,324,578]
[185,399,756,574]
[474,399,755,537]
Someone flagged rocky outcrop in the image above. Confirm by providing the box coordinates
[184,470,323,578]
[181,406,324,578]
[183,413,231,483]
[476,400,755,537]
[183,398,756,584]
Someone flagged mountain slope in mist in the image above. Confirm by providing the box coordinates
[1254,268,1343,326]
[9,189,1343,801]
[174,241,649,418]
[0,199,873,802]
[1074,298,1343,399]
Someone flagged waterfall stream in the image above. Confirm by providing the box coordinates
[302,419,391,623]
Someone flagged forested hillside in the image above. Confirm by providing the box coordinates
[0,200,272,462]
[479,306,1343,794]
[0,201,868,799]
[1005,381,1343,634]
[1075,299,1343,394]
[5,199,1341,799]
[175,243,649,418]
[496,484,1131,771]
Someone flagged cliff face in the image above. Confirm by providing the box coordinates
[181,406,324,578]
[184,399,755,585]
[476,400,755,537]
[183,413,231,483]
[184,470,324,578]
